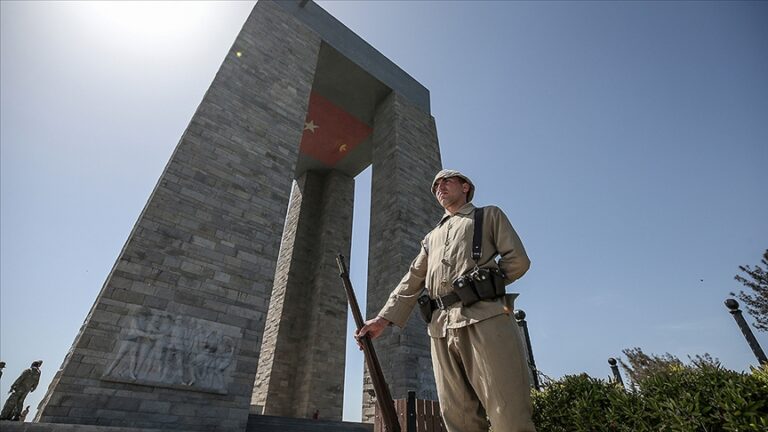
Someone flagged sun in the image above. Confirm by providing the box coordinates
[84,1,211,44]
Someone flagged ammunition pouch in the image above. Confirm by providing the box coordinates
[418,268,506,323]
[452,267,506,307]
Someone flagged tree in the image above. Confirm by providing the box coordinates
[731,249,768,332]
[619,347,683,387]
[619,347,719,388]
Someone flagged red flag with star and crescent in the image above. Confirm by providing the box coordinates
[299,91,372,167]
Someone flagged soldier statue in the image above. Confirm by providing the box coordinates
[0,360,42,421]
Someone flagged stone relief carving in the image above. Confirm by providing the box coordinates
[103,306,240,394]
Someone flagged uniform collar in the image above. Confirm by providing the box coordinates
[438,202,475,226]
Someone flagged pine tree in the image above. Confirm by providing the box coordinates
[731,249,768,332]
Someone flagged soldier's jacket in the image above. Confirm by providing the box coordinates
[12,367,41,392]
[379,203,530,338]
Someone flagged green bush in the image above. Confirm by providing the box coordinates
[532,364,768,432]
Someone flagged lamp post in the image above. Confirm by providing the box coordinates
[608,357,624,388]
[724,298,767,365]
[514,309,540,390]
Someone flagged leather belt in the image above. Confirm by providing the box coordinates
[430,292,461,310]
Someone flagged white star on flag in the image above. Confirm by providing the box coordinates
[304,120,319,133]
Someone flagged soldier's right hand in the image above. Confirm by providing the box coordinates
[355,316,391,349]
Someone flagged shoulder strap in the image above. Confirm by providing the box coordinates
[472,207,484,262]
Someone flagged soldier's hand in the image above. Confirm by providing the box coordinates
[355,316,391,350]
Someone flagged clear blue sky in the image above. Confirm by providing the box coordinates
[1,0,766,423]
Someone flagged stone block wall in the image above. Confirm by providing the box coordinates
[364,92,443,421]
[253,170,354,420]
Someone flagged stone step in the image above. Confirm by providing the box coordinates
[0,420,170,432]
[246,414,374,432]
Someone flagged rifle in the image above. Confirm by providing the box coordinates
[336,254,401,432]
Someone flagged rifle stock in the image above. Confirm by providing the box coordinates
[336,254,401,432]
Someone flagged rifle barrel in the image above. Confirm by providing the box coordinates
[336,254,401,432]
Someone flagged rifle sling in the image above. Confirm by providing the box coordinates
[472,206,484,262]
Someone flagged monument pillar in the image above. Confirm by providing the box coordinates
[253,170,354,420]
[36,2,322,430]
[364,92,443,421]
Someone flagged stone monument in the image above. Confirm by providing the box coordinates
[35,1,441,430]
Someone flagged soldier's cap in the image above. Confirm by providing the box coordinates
[0,361,5,367]
[431,169,475,202]
[31,360,42,368]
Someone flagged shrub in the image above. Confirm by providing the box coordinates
[532,364,768,431]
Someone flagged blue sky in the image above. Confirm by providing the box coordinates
[1,0,766,423]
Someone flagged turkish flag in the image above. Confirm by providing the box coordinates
[299,91,372,167]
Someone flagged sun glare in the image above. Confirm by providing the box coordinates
[85,1,210,44]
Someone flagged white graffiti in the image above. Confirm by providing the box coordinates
[104,307,237,393]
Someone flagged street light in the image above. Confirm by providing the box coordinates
[608,357,624,388]
[514,309,540,390]
[724,298,767,365]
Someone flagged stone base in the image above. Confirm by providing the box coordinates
[0,415,374,432]
[0,420,178,432]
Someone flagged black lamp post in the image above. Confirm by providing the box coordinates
[514,309,540,390]
[608,357,624,388]
[724,298,767,365]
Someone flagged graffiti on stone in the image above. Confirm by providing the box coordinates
[103,306,240,394]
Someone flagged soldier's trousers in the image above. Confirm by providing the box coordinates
[430,313,537,432]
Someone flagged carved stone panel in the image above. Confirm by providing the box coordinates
[103,305,242,394]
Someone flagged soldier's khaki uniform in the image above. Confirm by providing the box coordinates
[379,203,536,432]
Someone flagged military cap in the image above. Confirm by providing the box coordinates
[431,169,475,202]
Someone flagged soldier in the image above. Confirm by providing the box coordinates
[357,169,536,432]
[0,360,42,421]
